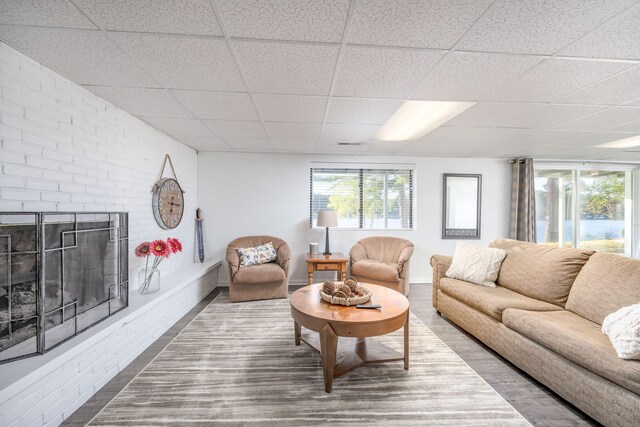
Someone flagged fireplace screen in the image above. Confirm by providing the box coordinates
[0,212,128,364]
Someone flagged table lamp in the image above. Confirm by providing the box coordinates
[317,209,338,255]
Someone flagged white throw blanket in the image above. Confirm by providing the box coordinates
[602,303,640,360]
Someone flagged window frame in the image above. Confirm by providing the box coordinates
[534,162,637,257]
[309,165,415,231]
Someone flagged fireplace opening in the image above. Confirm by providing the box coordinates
[0,212,128,364]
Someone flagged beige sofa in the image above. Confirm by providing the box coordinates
[226,235,291,302]
[349,236,414,295]
[431,238,640,427]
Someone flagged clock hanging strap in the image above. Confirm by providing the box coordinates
[151,154,185,193]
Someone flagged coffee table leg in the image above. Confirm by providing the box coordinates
[319,323,338,393]
[404,312,409,370]
[294,321,301,346]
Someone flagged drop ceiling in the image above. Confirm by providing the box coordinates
[2,0,640,161]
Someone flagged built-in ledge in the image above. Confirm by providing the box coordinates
[0,260,220,427]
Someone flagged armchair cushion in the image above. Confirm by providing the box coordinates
[351,259,399,282]
[233,263,286,285]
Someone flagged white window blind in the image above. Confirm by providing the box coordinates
[310,167,414,229]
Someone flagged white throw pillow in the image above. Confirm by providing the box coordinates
[445,241,507,288]
[602,303,640,360]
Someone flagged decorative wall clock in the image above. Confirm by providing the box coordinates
[151,155,185,230]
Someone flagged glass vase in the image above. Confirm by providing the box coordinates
[138,266,160,295]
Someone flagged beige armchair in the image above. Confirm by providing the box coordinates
[349,237,414,296]
[226,235,291,302]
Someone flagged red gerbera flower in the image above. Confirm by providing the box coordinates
[134,242,151,258]
[150,239,170,257]
[167,237,183,253]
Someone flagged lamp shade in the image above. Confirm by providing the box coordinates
[317,210,338,228]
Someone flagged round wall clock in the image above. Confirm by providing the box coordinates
[152,177,184,230]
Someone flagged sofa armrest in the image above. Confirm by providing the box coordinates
[430,255,453,310]
[226,245,240,282]
[349,243,367,265]
[276,243,291,276]
[397,246,414,278]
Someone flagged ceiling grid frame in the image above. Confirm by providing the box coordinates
[64,0,235,152]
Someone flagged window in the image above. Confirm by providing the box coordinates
[535,166,634,255]
[310,167,413,230]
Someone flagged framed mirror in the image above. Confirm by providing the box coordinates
[442,174,482,239]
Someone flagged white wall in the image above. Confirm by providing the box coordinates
[0,41,198,277]
[198,152,511,284]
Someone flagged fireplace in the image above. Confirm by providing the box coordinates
[0,212,128,364]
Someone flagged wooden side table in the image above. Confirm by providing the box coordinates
[306,253,348,286]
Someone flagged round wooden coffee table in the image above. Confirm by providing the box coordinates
[290,283,410,392]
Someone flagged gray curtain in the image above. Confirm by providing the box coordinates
[509,158,536,242]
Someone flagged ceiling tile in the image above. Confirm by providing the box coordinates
[320,123,381,142]
[411,52,544,101]
[483,58,635,103]
[142,117,213,137]
[173,90,259,120]
[557,107,640,131]
[326,98,402,124]
[0,0,96,29]
[558,131,639,147]
[356,141,411,154]
[219,0,349,43]
[234,40,339,95]
[348,0,493,49]
[113,33,245,91]
[506,104,606,128]
[333,46,445,98]
[473,127,537,146]
[271,139,318,150]
[456,0,637,55]
[175,135,231,150]
[521,144,618,160]
[204,120,267,138]
[559,66,640,106]
[74,0,222,35]
[560,4,640,60]
[0,27,156,87]
[610,120,640,132]
[84,86,193,118]
[264,122,321,140]
[444,102,543,127]
[509,129,592,146]
[224,138,273,151]
[415,126,492,144]
[253,94,327,122]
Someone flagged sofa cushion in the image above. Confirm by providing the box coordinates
[565,252,640,325]
[439,278,561,321]
[445,241,507,288]
[502,309,640,395]
[490,238,594,307]
[351,259,399,282]
[233,263,285,284]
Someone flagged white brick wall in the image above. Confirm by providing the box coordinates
[0,266,219,427]
[0,41,198,277]
[0,41,215,426]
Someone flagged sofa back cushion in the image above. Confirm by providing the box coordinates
[490,239,594,307]
[566,252,640,325]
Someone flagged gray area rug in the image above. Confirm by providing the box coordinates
[89,292,530,426]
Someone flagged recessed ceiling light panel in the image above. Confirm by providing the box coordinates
[596,134,640,148]
[374,100,475,142]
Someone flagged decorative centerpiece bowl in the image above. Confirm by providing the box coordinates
[319,277,371,306]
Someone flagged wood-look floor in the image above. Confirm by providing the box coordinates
[63,285,597,427]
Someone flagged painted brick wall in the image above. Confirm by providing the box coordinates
[0,268,218,427]
[0,41,198,277]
